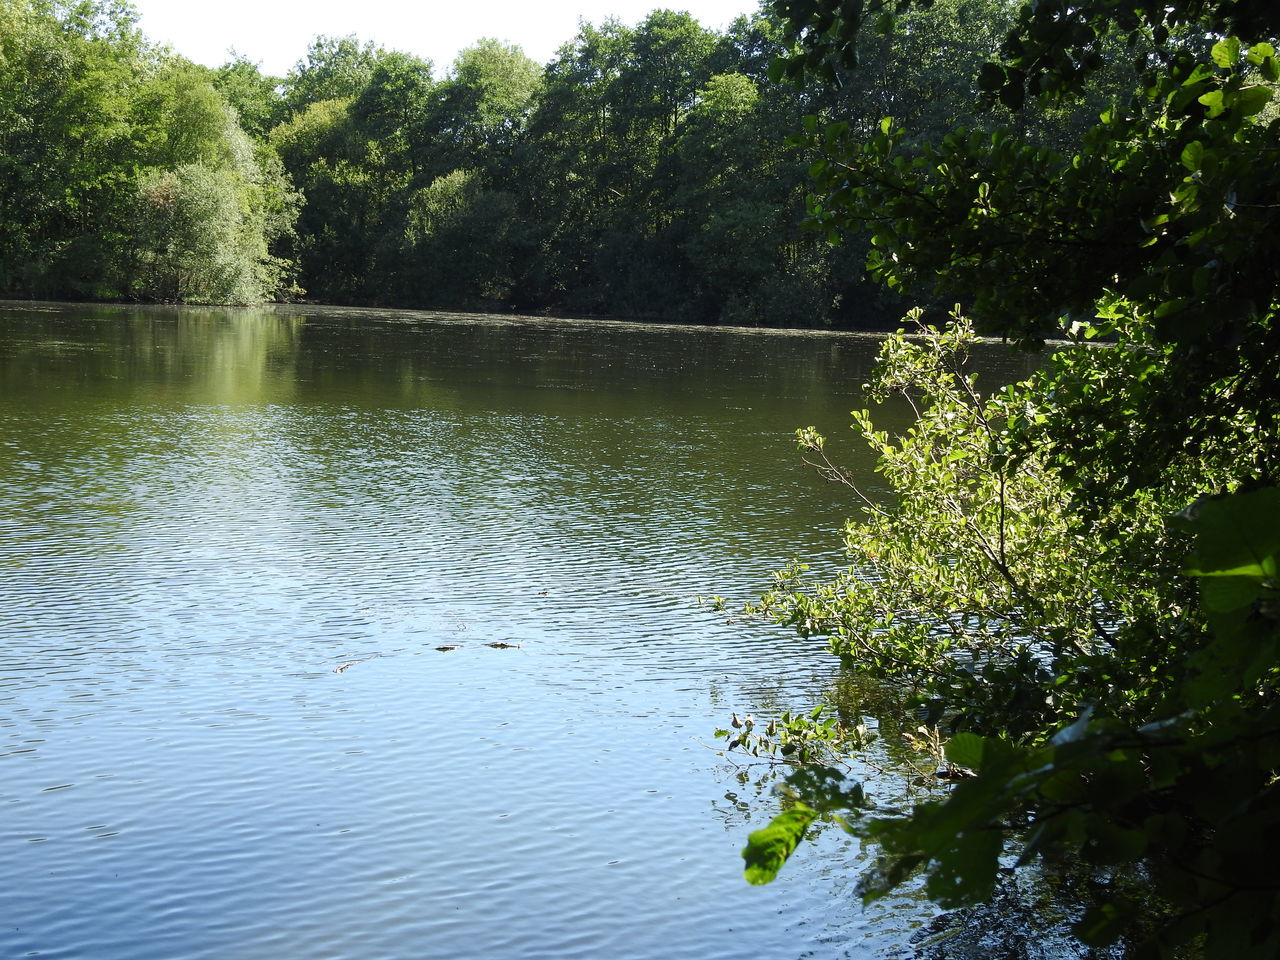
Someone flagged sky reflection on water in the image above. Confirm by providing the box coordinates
[0,303,1042,960]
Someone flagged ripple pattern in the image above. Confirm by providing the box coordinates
[0,303,1010,960]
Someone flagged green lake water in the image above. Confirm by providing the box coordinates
[0,301,1043,960]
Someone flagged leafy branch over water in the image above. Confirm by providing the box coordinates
[722,0,1280,951]
[733,320,1280,956]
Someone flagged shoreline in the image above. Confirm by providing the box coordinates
[2,296,1061,343]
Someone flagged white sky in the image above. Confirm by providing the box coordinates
[129,0,762,78]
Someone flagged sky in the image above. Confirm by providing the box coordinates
[128,0,762,78]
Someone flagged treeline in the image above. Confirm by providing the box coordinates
[1,0,1114,327]
[0,0,297,303]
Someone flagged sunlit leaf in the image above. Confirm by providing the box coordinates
[742,805,818,885]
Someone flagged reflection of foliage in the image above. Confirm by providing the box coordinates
[742,765,865,884]
[909,864,1133,960]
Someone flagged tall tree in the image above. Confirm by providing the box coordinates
[211,52,285,140]
[0,1,298,302]
[0,0,144,296]
[281,34,387,118]
[127,62,298,302]
[349,50,435,178]
[429,39,542,170]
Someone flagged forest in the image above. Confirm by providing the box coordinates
[5,0,1104,328]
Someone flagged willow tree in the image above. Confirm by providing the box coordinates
[128,64,298,303]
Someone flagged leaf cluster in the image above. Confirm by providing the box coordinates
[757,317,1189,736]
[741,323,1280,956]
[716,704,871,764]
[783,0,1280,493]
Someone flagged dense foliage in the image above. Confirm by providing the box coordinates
[730,0,1280,955]
[0,0,297,302]
[5,0,1104,324]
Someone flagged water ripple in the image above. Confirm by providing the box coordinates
[0,302,1023,960]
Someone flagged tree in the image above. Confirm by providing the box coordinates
[520,13,729,319]
[349,50,435,178]
[211,52,285,140]
[0,0,144,297]
[281,34,387,118]
[131,163,262,302]
[779,0,1279,494]
[269,96,383,303]
[400,168,519,306]
[0,1,298,303]
[732,0,1280,955]
[127,62,298,302]
[429,38,542,170]
[132,63,247,168]
[675,70,832,325]
[518,19,638,312]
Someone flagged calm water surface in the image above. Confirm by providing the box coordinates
[0,302,1039,960]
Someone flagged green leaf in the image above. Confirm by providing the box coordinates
[1234,85,1273,118]
[944,732,985,769]
[1050,706,1095,746]
[1185,488,1280,617]
[924,827,1003,907]
[1199,576,1266,614]
[1080,824,1152,870]
[1184,488,1280,580]
[1198,89,1226,117]
[1196,562,1273,578]
[786,766,865,813]
[1075,901,1137,947]
[1211,37,1241,69]
[998,75,1025,111]
[978,62,1004,93]
[742,805,818,885]
[1180,140,1204,172]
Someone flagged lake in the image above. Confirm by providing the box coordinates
[0,301,1041,960]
